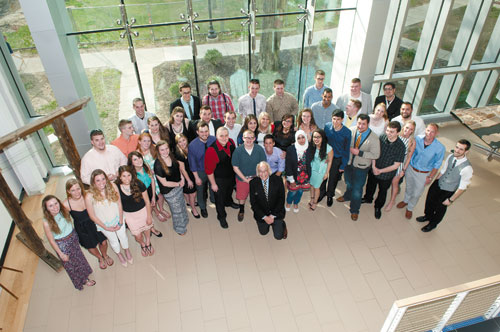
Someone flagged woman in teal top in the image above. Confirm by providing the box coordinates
[42,195,94,290]
[308,129,333,210]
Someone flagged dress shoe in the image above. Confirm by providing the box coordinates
[416,216,428,222]
[361,198,373,204]
[317,194,325,203]
[351,213,358,221]
[327,197,333,207]
[405,209,412,219]
[282,227,288,240]
[200,209,208,218]
[396,201,408,209]
[237,212,244,222]
[219,219,228,228]
[421,225,435,232]
[337,196,345,202]
[191,210,200,219]
[374,208,382,219]
[229,202,239,209]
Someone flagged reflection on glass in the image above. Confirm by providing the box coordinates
[251,15,304,101]
[487,78,500,106]
[394,0,431,72]
[316,0,342,10]
[420,76,445,115]
[433,1,468,69]
[472,4,500,63]
[298,11,339,107]
[193,21,249,112]
[193,0,247,21]
[43,125,69,166]
[66,5,121,31]
[455,72,477,109]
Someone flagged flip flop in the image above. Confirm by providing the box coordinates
[141,245,148,257]
[98,258,107,269]
[86,279,96,287]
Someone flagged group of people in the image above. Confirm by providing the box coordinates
[42,72,473,291]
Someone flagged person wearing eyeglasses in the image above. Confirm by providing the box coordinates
[302,69,328,108]
[81,129,127,185]
[170,82,201,120]
[374,82,403,120]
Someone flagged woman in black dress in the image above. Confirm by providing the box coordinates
[274,114,296,154]
[174,133,199,218]
[62,178,112,270]
[166,107,194,149]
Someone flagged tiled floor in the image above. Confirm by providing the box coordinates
[23,122,500,332]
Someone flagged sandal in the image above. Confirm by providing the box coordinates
[86,279,96,287]
[160,210,171,219]
[156,211,167,222]
[310,203,317,211]
[98,258,107,269]
[146,244,155,256]
[104,256,114,266]
[141,245,148,257]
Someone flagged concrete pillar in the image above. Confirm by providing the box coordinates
[19,0,101,156]
[331,0,391,99]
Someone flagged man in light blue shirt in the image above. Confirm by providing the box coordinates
[169,82,201,120]
[397,123,445,219]
[302,69,328,108]
[263,134,285,176]
[311,88,337,129]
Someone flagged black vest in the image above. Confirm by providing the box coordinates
[211,141,235,179]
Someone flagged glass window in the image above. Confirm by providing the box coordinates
[193,0,247,20]
[394,0,431,72]
[66,4,121,31]
[433,1,469,69]
[251,15,304,101]
[420,75,448,115]
[487,77,500,106]
[454,72,477,109]
[298,11,339,107]
[472,3,500,63]
[316,0,342,10]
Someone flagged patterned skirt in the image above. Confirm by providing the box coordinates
[55,230,93,290]
[163,186,189,234]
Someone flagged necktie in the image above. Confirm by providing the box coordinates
[263,179,268,200]
[204,141,208,151]
[451,159,456,168]
[253,98,257,116]
[188,104,194,119]
[355,133,361,148]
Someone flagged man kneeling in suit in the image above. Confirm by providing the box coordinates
[250,161,288,240]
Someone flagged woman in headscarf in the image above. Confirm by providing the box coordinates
[284,130,312,213]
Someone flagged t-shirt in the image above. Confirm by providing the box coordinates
[154,159,182,194]
[118,181,146,212]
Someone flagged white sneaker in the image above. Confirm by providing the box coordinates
[285,205,291,212]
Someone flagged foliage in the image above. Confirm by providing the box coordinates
[169,81,181,99]
[179,62,194,79]
[204,49,223,67]
[319,37,333,56]
[4,25,35,49]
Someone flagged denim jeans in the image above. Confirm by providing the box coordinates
[344,165,369,214]
[286,189,304,205]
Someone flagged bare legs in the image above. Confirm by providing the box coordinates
[185,192,199,217]
[309,187,319,210]
[135,229,154,257]
[385,174,402,211]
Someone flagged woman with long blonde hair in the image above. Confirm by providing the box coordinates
[62,179,111,270]
[42,195,95,290]
[85,169,133,267]
[256,112,274,146]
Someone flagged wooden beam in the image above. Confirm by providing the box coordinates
[0,97,90,151]
[0,170,62,271]
[52,118,82,181]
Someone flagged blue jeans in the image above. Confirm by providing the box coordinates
[286,189,304,205]
[344,165,369,214]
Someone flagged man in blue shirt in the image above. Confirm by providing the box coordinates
[397,123,445,219]
[263,134,285,176]
[311,88,337,129]
[188,121,216,218]
[302,69,328,108]
[320,109,352,207]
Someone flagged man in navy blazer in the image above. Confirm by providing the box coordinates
[250,161,288,240]
[170,82,201,120]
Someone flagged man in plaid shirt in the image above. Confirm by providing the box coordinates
[202,80,235,121]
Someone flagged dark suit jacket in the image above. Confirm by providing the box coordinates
[374,95,403,121]
[170,96,201,120]
[250,174,286,222]
[189,119,223,135]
